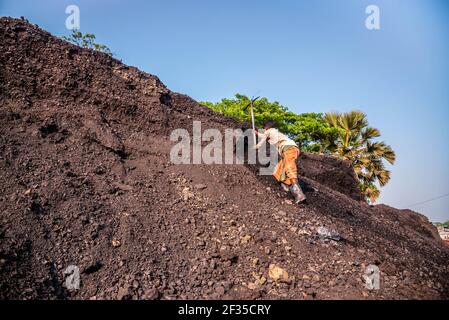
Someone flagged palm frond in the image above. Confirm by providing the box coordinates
[324,112,340,128]
[362,127,380,141]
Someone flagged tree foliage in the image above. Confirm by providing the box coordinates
[434,221,449,228]
[201,94,338,152]
[62,30,113,56]
[324,111,396,203]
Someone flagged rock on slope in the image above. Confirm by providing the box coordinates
[0,17,448,300]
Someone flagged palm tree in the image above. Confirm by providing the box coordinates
[359,183,381,204]
[324,111,396,203]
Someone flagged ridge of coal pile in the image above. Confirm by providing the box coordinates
[1,17,448,300]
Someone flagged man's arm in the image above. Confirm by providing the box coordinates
[254,129,265,138]
[254,129,268,150]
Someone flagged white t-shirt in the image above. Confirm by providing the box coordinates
[259,128,297,153]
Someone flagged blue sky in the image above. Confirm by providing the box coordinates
[1,0,448,221]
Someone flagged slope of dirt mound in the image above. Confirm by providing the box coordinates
[374,204,442,242]
[297,152,364,202]
[1,17,448,300]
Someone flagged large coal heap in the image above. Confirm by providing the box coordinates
[1,17,448,300]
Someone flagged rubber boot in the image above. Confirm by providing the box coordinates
[289,183,306,203]
[280,183,290,192]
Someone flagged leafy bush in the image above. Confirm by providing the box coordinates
[201,94,338,152]
[434,221,449,228]
[62,30,113,56]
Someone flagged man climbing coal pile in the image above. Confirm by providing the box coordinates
[254,120,307,203]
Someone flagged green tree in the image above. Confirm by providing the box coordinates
[324,111,396,203]
[202,94,337,151]
[62,30,113,56]
[287,112,339,153]
[434,221,449,228]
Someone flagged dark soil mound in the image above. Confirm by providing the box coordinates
[1,17,448,300]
